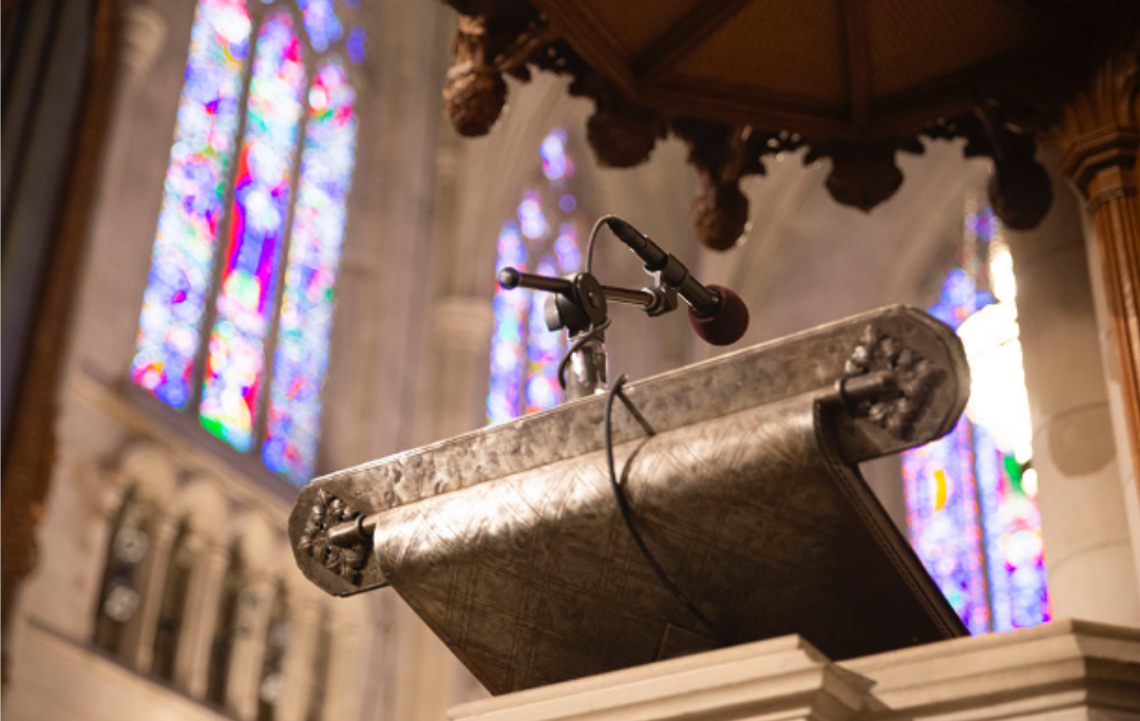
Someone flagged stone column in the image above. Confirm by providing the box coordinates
[391,603,457,721]
[1055,45,1140,502]
[122,513,179,671]
[176,541,228,697]
[1004,169,1140,625]
[226,576,277,720]
[413,297,495,443]
[278,598,321,721]
[322,606,369,721]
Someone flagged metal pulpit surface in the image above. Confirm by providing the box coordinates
[289,306,970,694]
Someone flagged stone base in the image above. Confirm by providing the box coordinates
[449,620,1140,721]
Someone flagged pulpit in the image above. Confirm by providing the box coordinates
[289,306,975,694]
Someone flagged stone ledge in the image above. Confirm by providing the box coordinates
[450,620,1140,721]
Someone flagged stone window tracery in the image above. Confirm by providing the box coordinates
[93,488,153,656]
[130,0,363,485]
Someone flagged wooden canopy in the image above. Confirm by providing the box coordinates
[439,0,1133,247]
[530,0,1098,143]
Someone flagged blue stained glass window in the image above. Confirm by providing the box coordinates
[263,61,358,483]
[902,203,1049,634]
[200,13,306,451]
[131,0,251,409]
[487,129,582,422]
[132,0,364,485]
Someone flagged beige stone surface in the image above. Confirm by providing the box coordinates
[451,621,1140,721]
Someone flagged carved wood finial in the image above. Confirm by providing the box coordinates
[585,98,663,169]
[806,140,918,213]
[443,15,508,137]
[923,109,1053,230]
[673,120,804,250]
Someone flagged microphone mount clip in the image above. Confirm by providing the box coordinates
[496,215,748,402]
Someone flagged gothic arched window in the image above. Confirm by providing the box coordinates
[487,128,584,423]
[93,489,152,656]
[901,203,1049,635]
[130,0,362,484]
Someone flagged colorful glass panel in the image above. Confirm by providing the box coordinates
[262,62,357,484]
[346,27,366,64]
[540,128,571,181]
[131,0,251,409]
[200,15,305,451]
[554,224,581,272]
[902,204,1048,634]
[973,425,1049,630]
[523,256,563,413]
[297,0,342,52]
[902,416,990,634]
[487,128,583,423]
[517,190,547,240]
[487,223,529,423]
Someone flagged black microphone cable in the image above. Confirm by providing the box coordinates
[558,214,720,638]
[603,375,719,638]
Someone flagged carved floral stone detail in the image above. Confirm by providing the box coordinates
[298,490,368,583]
[844,325,941,439]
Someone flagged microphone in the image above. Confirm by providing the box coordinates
[688,284,749,346]
[605,218,749,345]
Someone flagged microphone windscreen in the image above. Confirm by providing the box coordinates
[688,285,749,346]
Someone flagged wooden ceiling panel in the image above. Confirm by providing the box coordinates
[867,0,1052,97]
[583,0,707,60]
[667,0,847,107]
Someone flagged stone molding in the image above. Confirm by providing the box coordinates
[450,620,1140,721]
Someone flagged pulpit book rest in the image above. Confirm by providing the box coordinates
[289,306,969,694]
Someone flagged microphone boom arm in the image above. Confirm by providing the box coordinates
[495,215,749,402]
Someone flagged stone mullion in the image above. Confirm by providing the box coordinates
[122,513,179,671]
[175,542,229,697]
[322,614,368,721]
[226,576,276,721]
[278,598,320,721]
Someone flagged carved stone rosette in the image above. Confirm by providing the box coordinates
[844,324,941,440]
[297,490,369,584]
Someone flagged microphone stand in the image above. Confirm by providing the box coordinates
[497,267,676,399]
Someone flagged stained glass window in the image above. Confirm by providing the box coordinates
[263,61,357,480]
[487,129,581,423]
[200,14,305,451]
[131,0,251,409]
[902,203,1049,634]
[131,0,364,485]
